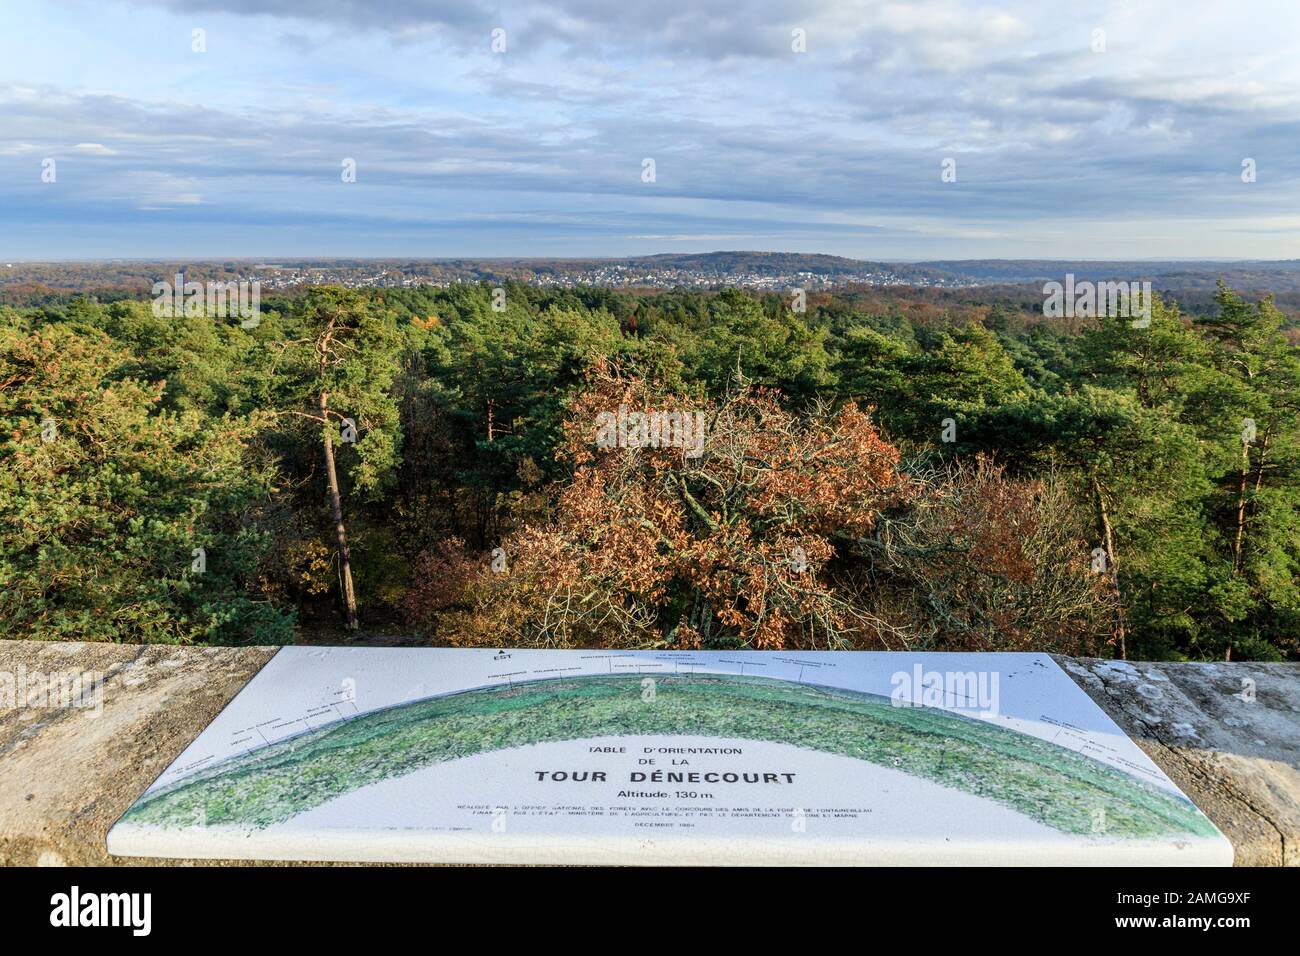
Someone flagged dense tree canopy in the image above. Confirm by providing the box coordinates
[3,280,1297,659]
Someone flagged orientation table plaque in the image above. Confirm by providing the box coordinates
[108,648,1233,865]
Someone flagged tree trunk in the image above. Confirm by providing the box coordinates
[1252,433,1271,496]
[320,391,359,630]
[1227,431,1270,662]
[1231,439,1250,575]
[1092,476,1127,660]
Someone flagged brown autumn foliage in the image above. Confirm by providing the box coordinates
[403,363,1111,653]
[854,456,1110,655]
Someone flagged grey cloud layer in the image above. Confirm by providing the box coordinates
[9,1,1300,256]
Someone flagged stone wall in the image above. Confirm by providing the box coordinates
[1056,656,1298,866]
[1,640,1295,866]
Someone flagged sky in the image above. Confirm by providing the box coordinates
[1,0,1299,261]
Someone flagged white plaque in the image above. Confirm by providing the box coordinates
[108,648,1232,865]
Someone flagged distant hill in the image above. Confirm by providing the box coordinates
[5,253,1300,306]
[449,251,957,283]
[615,251,947,279]
[914,258,1300,288]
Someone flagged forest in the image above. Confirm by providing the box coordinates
[2,281,1298,661]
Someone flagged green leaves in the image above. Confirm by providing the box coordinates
[4,281,1296,660]
[687,289,834,400]
[0,321,292,644]
[834,321,1030,449]
[279,287,404,497]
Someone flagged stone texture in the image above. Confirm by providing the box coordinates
[1056,656,1300,866]
[1,640,1295,866]
[0,641,276,866]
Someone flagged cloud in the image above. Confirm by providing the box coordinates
[3,0,1299,257]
